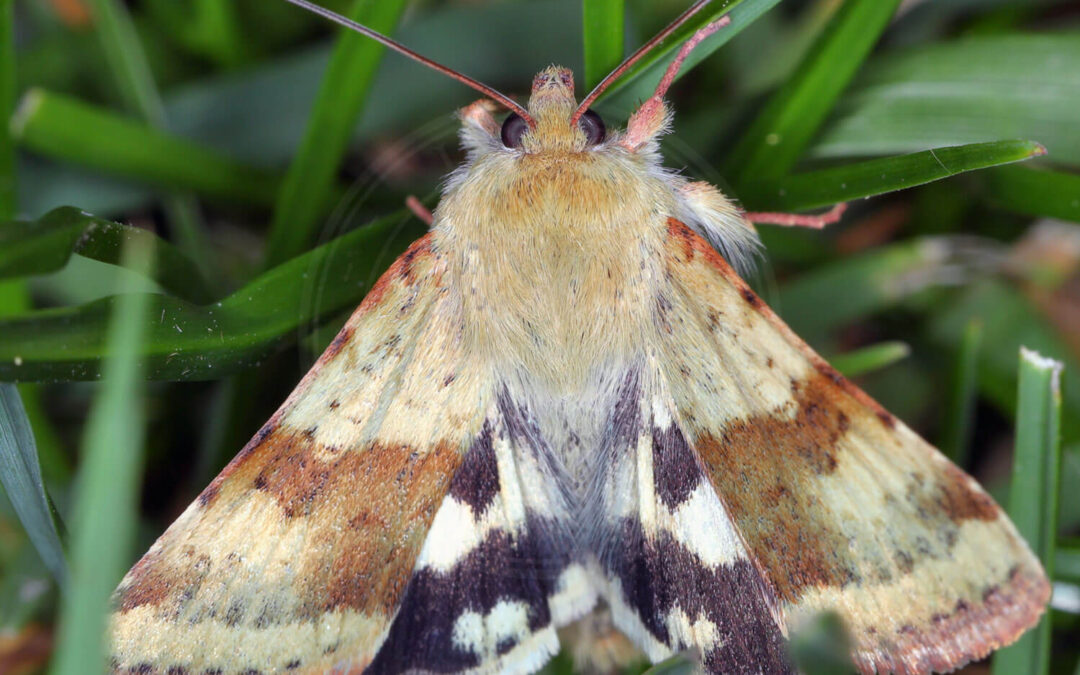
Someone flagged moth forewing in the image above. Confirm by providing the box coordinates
[107,2,1049,674]
[659,223,1050,674]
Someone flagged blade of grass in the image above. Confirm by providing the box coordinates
[0,384,67,584]
[0,0,69,492]
[725,0,901,183]
[49,236,153,675]
[991,348,1062,675]
[940,319,983,465]
[85,0,164,122]
[737,140,1046,212]
[583,0,624,89]
[1057,540,1080,583]
[0,211,425,382]
[12,89,283,207]
[830,341,910,377]
[810,33,1080,166]
[600,0,782,111]
[980,166,1080,224]
[926,280,1080,446]
[0,207,214,303]
[264,0,408,268]
[144,0,249,67]
[0,0,14,218]
[84,0,214,284]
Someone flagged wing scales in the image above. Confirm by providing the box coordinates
[659,219,1050,674]
[109,236,493,674]
[369,387,597,674]
[592,366,792,675]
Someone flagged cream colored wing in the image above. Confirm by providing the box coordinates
[109,236,493,674]
[657,218,1050,675]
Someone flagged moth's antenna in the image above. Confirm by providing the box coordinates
[572,0,715,123]
[283,0,535,127]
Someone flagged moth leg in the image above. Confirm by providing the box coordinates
[621,16,731,151]
[745,202,848,229]
[405,195,434,225]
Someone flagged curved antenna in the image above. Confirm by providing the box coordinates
[572,0,715,124]
[283,0,535,127]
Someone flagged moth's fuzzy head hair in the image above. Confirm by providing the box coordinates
[518,65,593,153]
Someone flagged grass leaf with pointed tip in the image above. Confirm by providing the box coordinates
[0,210,424,382]
[0,207,213,304]
[726,0,902,182]
[737,140,1046,212]
[0,384,66,584]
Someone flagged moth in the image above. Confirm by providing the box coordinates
[107,1,1050,673]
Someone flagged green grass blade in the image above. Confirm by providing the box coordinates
[0,207,213,303]
[13,89,282,206]
[830,341,910,377]
[583,0,624,89]
[737,140,1046,211]
[0,212,425,382]
[0,0,14,218]
[980,166,1080,224]
[48,237,153,675]
[85,0,165,123]
[726,0,901,182]
[925,280,1080,448]
[600,0,783,110]
[84,0,214,283]
[991,348,1062,675]
[810,34,1080,166]
[0,384,67,584]
[940,319,983,465]
[1057,540,1080,582]
[145,0,249,67]
[264,0,408,268]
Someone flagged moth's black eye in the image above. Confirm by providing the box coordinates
[501,113,528,148]
[578,109,605,145]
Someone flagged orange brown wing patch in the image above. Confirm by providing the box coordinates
[659,220,1049,674]
[109,236,492,675]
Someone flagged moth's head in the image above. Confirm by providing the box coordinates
[498,65,606,154]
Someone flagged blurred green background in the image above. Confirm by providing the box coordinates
[0,0,1078,673]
